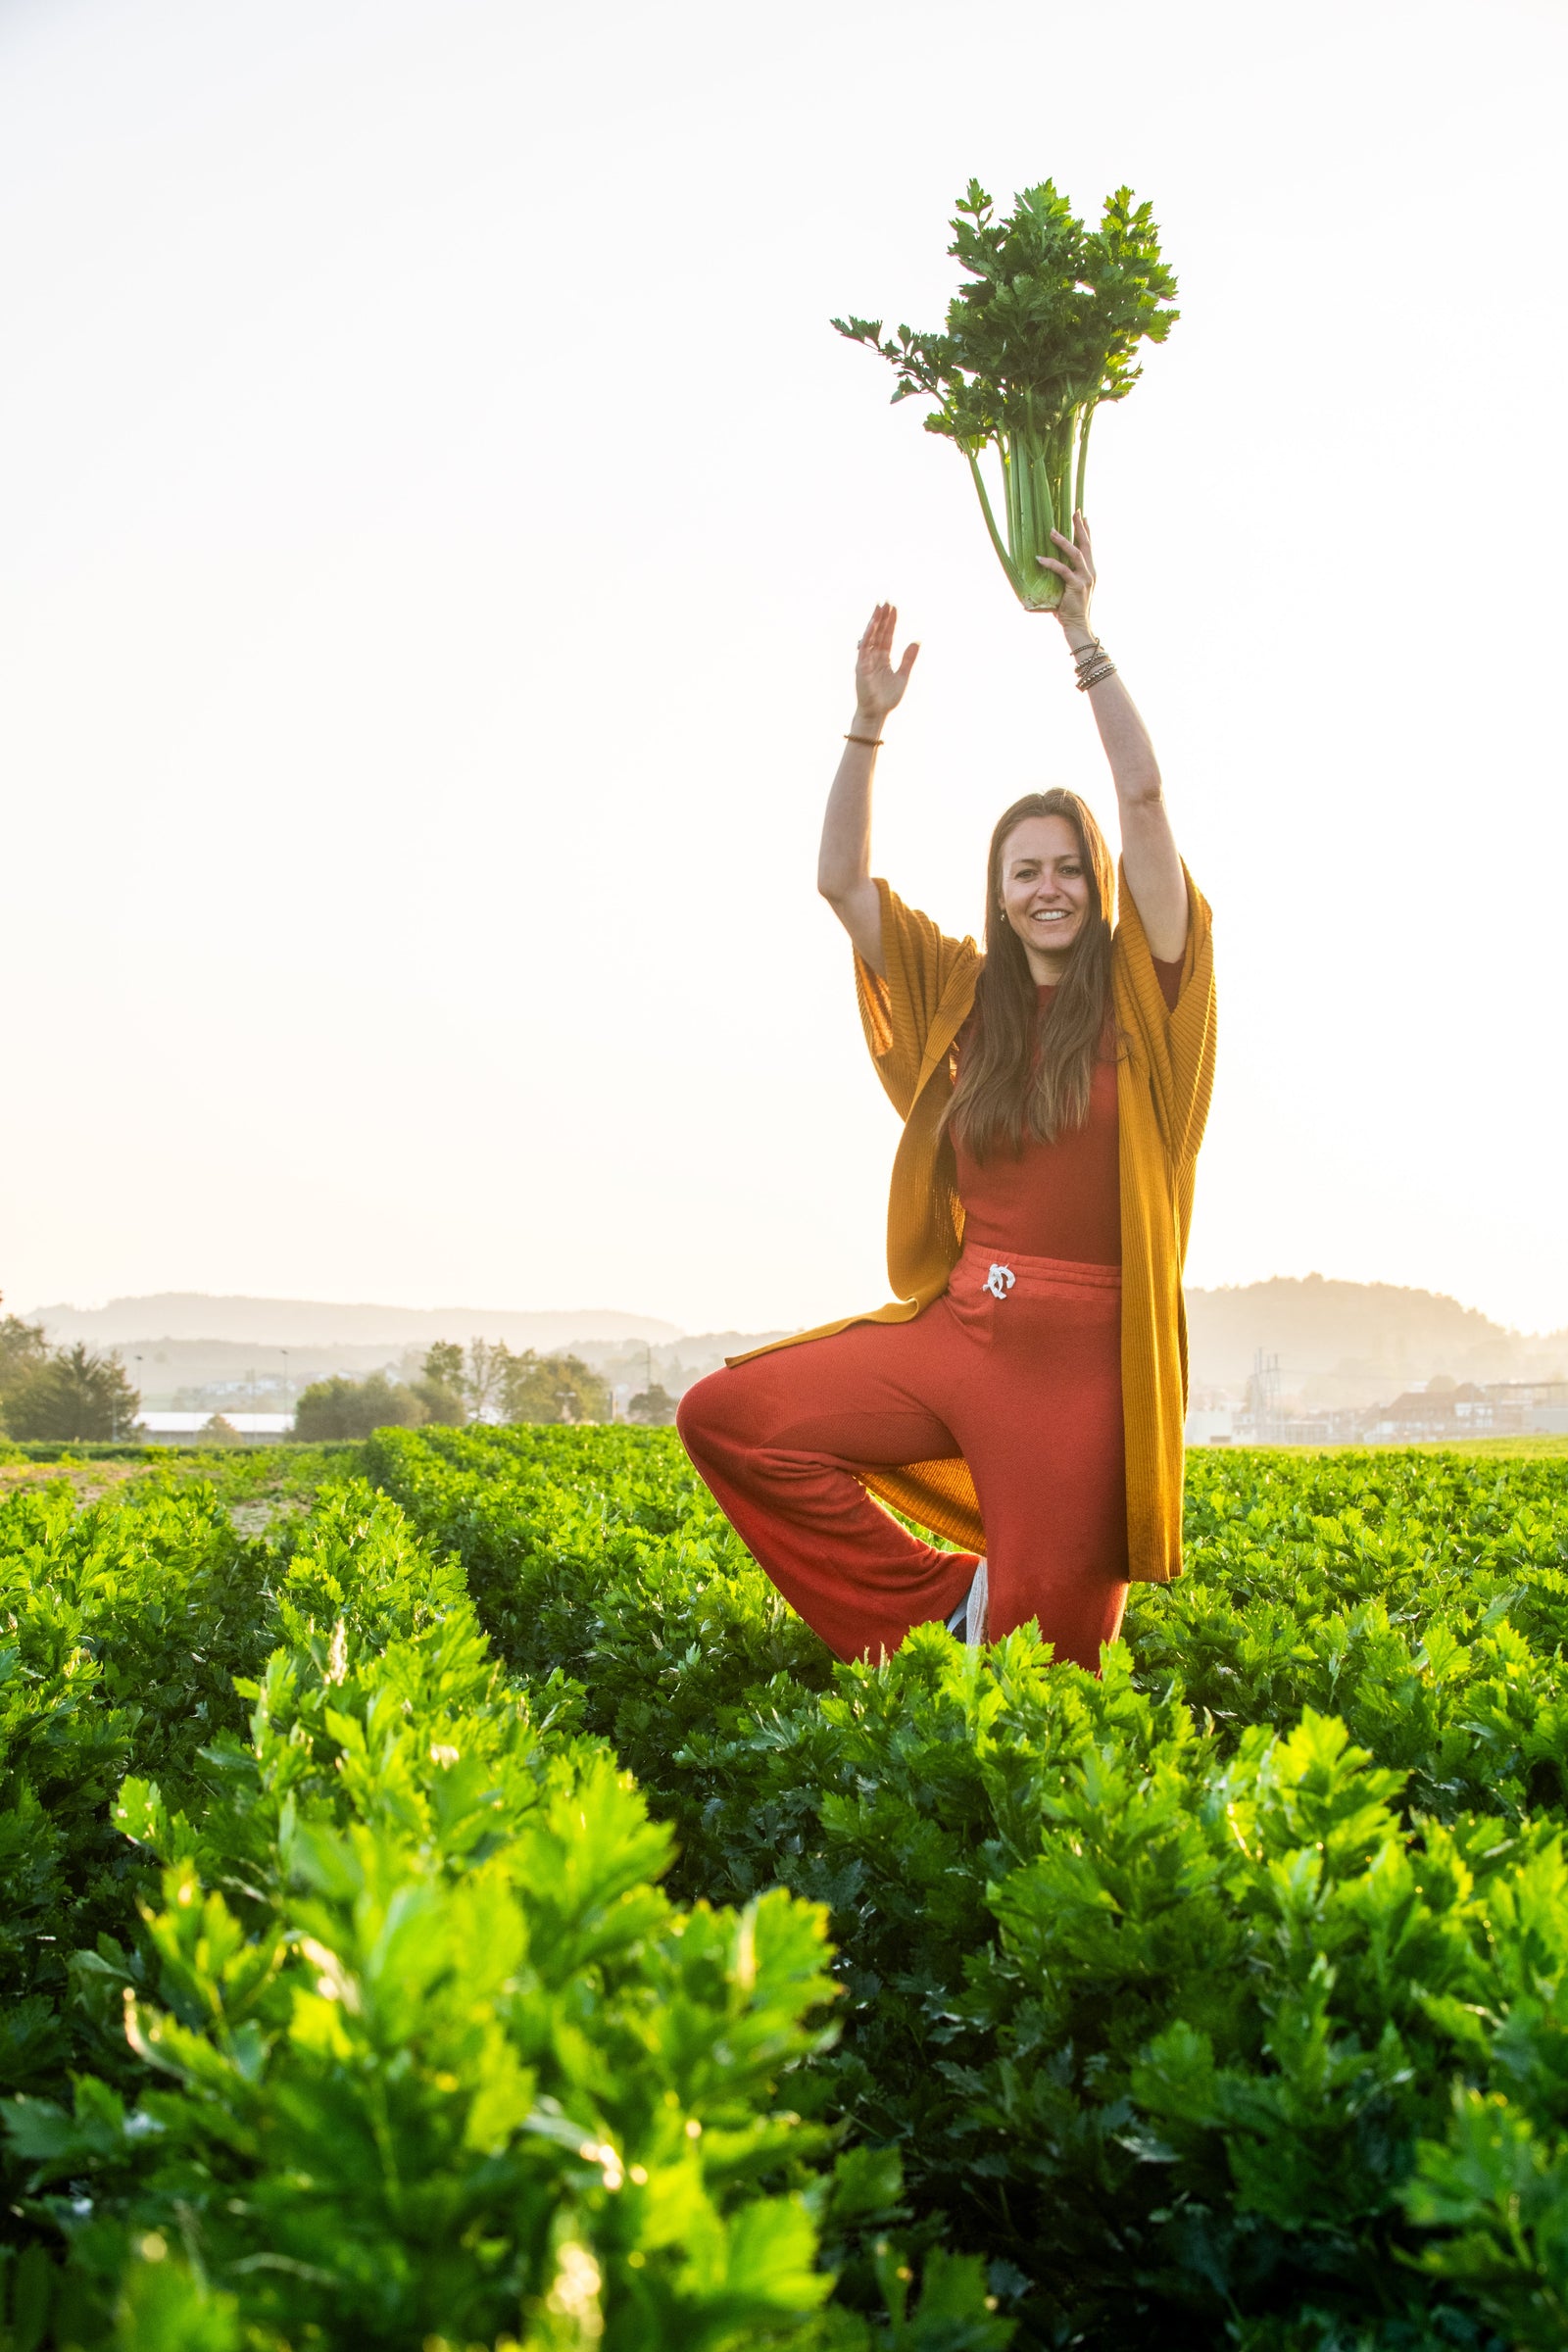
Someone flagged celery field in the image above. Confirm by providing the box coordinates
[3,1437,1568,2349]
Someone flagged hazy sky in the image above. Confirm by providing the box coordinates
[3,0,1565,1336]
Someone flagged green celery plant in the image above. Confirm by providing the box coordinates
[834,179,1178,611]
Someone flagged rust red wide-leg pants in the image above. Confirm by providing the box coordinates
[676,1242,1129,1670]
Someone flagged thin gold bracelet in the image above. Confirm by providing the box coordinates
[844,732,885,748]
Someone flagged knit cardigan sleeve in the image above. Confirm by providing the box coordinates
[1112,859,1216,1172]
[854,878,981,1120]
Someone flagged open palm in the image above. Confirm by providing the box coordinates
[855,603,918,720]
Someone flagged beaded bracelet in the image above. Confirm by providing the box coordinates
[844,732,885,748]
[1076,660,1117,692]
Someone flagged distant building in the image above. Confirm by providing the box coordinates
[1185,1406,1235,1446]
[1192,1376,1568,1448]
[136,1411,294,1440]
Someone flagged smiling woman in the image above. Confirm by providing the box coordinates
[951,790,1118,1163]
[677,516,1216,1672]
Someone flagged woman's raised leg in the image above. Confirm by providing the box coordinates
[676,1313,977,1662]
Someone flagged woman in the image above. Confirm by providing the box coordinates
[677,516,1215,1671]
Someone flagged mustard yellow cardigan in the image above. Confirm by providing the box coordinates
[735,864,1216,1584]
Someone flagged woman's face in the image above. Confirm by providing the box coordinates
[998,814,1092,967]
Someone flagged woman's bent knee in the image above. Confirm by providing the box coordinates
[676,1366,743,1457]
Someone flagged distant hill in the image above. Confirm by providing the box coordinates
[17,1296,782,1412]
[1186,1274,1568,1402]
[27,1293,681,1348]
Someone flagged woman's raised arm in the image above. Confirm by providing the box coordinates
[816,602,919,979]
[1036,516,1189,963]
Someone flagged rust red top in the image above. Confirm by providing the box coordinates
[954,959,1184,1266]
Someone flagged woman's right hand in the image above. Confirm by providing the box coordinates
[854,603,919,723]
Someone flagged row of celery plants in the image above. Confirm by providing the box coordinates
[1,1468,1006,2351]
[363,1424,1568,2350]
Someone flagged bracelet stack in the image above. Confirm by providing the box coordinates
[1070,638,1117,692]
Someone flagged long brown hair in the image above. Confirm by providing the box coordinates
[946,790,1115,1163]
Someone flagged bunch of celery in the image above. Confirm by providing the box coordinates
[834,179,1178,611]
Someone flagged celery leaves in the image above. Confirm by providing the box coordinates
[834,178,1178,609]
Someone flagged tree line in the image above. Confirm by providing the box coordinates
[0,1304,677,1445]
[0,1300,141,1440]
[291,1340,676,1440]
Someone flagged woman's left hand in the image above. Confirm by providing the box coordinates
[1037,511,1096,637]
